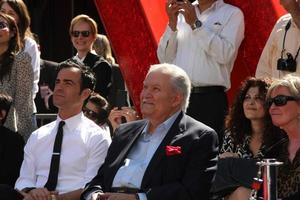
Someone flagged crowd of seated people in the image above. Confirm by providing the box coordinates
[1,0,300,200]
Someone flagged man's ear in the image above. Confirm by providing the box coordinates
[171,92,183,108]
[81,88,92,101]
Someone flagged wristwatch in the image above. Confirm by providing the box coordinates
[191,19,202,30]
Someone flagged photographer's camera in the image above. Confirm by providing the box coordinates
[277,53,297,72]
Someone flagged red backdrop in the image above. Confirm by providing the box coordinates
[94,0,287,108]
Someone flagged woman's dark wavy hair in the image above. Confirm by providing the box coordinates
[0,0,32,48]
[0,12,21,82]
[88,92,110,125]
[225,77,272,145]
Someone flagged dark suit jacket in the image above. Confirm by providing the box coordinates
[0,126,24,187]
[34,59,59,113]
[83,52,112,98]
[81,112,219,200]
[107,64,127,108]
[63,52,112,99]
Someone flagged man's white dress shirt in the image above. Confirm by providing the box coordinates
[157,0,244,90]
[24,37,40,113]
[15,112,111,194]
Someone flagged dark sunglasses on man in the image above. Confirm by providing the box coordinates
[71,30,90,38]
[266,95,298,107]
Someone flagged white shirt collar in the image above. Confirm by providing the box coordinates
[56,112,85,132]
[73,54,86,64]
[194,0,224,13]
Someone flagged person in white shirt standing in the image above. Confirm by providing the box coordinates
[256,0,300,79]
[157,0,244,142]
[14,61,111,200]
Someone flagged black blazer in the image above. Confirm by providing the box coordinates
[0,126,24,187]
[34,59,59,113]
[83,52,112,98]
[82,112,219,200]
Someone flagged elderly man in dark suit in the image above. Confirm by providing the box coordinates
[81,63,219,200]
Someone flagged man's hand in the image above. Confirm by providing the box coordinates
[178,1,197,27]
[108,107,138,132]
[23,188,58,200]
[98,192,137,200]
[166,0,181,31]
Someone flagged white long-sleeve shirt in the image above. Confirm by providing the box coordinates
[24,37,40,113]
[15,112,111,194]
[157,0,244,90]
[256,14,300,79]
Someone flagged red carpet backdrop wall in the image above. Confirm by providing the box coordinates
[94,0,287,108]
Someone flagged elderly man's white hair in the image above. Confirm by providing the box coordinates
[147,63,191,112]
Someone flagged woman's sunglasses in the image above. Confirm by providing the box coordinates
[83,107,99,119]
[0,21,8,30]
[266,95,298,107]
[71,30,90,38]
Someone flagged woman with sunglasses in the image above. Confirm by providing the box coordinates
[213,77,285,200]
[83,92,112,136]
[66,14,112,99]
[266,74,300,200]
[0,13,34,140]
[0,0,40,130]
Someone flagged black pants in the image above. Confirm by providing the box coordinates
[0,184,23,200]
[187,90,228,144]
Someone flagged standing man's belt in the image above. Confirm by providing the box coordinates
[191,86,225,94]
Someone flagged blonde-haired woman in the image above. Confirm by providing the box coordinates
[66,14,112,98]
[93,34,115,65]
[267,74,300,200]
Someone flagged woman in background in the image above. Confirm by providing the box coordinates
[83,92,112,136]
[267,74,300,200]
[215,77,285,200]
[0,0,40,130]
[0,12,34,140]
[66,14,111,99]
[220,77,283,159]
[93,33,115,65]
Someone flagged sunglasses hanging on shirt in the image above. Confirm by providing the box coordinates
[277,19,300,72]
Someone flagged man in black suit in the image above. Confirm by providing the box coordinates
[34,59,59,114]
[81,63,219,200]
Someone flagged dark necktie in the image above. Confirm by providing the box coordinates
[44,121,65,191]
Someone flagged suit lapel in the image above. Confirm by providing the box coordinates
[141,112,187,188]
[83,52,95,67]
